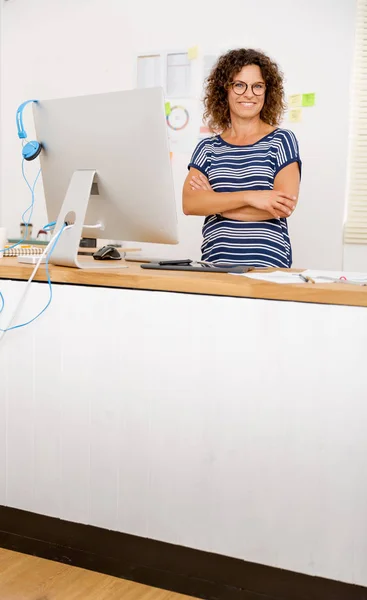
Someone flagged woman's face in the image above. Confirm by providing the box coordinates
[227,64,266,120]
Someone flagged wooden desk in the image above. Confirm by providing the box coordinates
[1,257,366,307]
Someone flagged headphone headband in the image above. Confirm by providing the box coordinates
[16,99,38,139]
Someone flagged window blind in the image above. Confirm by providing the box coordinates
[344,0,367,244]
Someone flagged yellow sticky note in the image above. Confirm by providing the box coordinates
[289,108,302,123]
[302,93,316,107]
[288,94,302,108]
[188,46,199,60]
[165,102,171,116]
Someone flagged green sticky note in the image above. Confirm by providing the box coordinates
[302,93,315,107]
[165,102,171,116]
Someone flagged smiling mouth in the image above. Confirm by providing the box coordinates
[239,102,256,108]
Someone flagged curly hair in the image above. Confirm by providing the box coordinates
[203,48,286,132]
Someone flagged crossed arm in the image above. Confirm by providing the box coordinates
[182,162,300,221]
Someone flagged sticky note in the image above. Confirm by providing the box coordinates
[302,93,316,107]
[288,94,302,108]
[169,152,173,160]
[289,108,302,123]
[165,102,171,116]
[188,46,199,60]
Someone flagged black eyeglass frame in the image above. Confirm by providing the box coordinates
[227,80,266,96]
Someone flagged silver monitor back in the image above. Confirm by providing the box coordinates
[32,88,178,246]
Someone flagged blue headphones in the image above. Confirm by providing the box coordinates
[16,99,42,161]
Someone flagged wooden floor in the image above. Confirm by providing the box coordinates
[0,548,197,600]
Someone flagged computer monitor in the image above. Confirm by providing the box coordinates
[32,87,178,268]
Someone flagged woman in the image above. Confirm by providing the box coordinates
[182,48,301,267]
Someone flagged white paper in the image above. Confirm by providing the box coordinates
[166,98,200,154]
[238,271,304,284]
[303,269,367,283]
[236,269,367,285]
[137,55,162,89]
[203,55,217,85]
[167,53,191,97]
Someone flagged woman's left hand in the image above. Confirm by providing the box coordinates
[189,173,213,191]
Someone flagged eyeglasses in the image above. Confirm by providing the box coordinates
[228,80,266,96]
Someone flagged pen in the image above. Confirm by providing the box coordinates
[299,274,315,284]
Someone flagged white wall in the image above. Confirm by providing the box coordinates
[0,0,3,223]
[344,244,367,271]
[0,0,358,267]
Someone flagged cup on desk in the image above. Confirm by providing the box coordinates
[37,228,50,241]
[0,227,7,258]
[20,222,33,240]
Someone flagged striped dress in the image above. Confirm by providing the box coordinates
[188,128,301,267]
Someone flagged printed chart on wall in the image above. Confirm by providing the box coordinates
[165,99,200,154]
[136,49,216,154]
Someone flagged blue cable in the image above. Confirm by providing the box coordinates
[0,224,66,333]
[0,159,40,317]
[43,221,56,231]
[20,159,41,241]
[0,142,62,332]
[0,160,41,254]
[0,131,60,333]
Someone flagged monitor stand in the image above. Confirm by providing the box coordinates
[49,170,126,269]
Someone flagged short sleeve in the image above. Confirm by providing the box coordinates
[188,139,212,177]
[273,129,302,178]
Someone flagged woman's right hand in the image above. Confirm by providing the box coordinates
[248,190,297,219]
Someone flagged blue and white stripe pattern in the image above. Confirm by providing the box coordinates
[188,129,301,267]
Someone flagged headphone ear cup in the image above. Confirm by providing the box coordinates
[22,140,42,161]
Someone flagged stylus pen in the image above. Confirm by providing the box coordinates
[299,273,315,284]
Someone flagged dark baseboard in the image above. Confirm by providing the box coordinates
[0,506,365,600]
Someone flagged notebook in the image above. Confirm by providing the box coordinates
[2,246,44,257]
